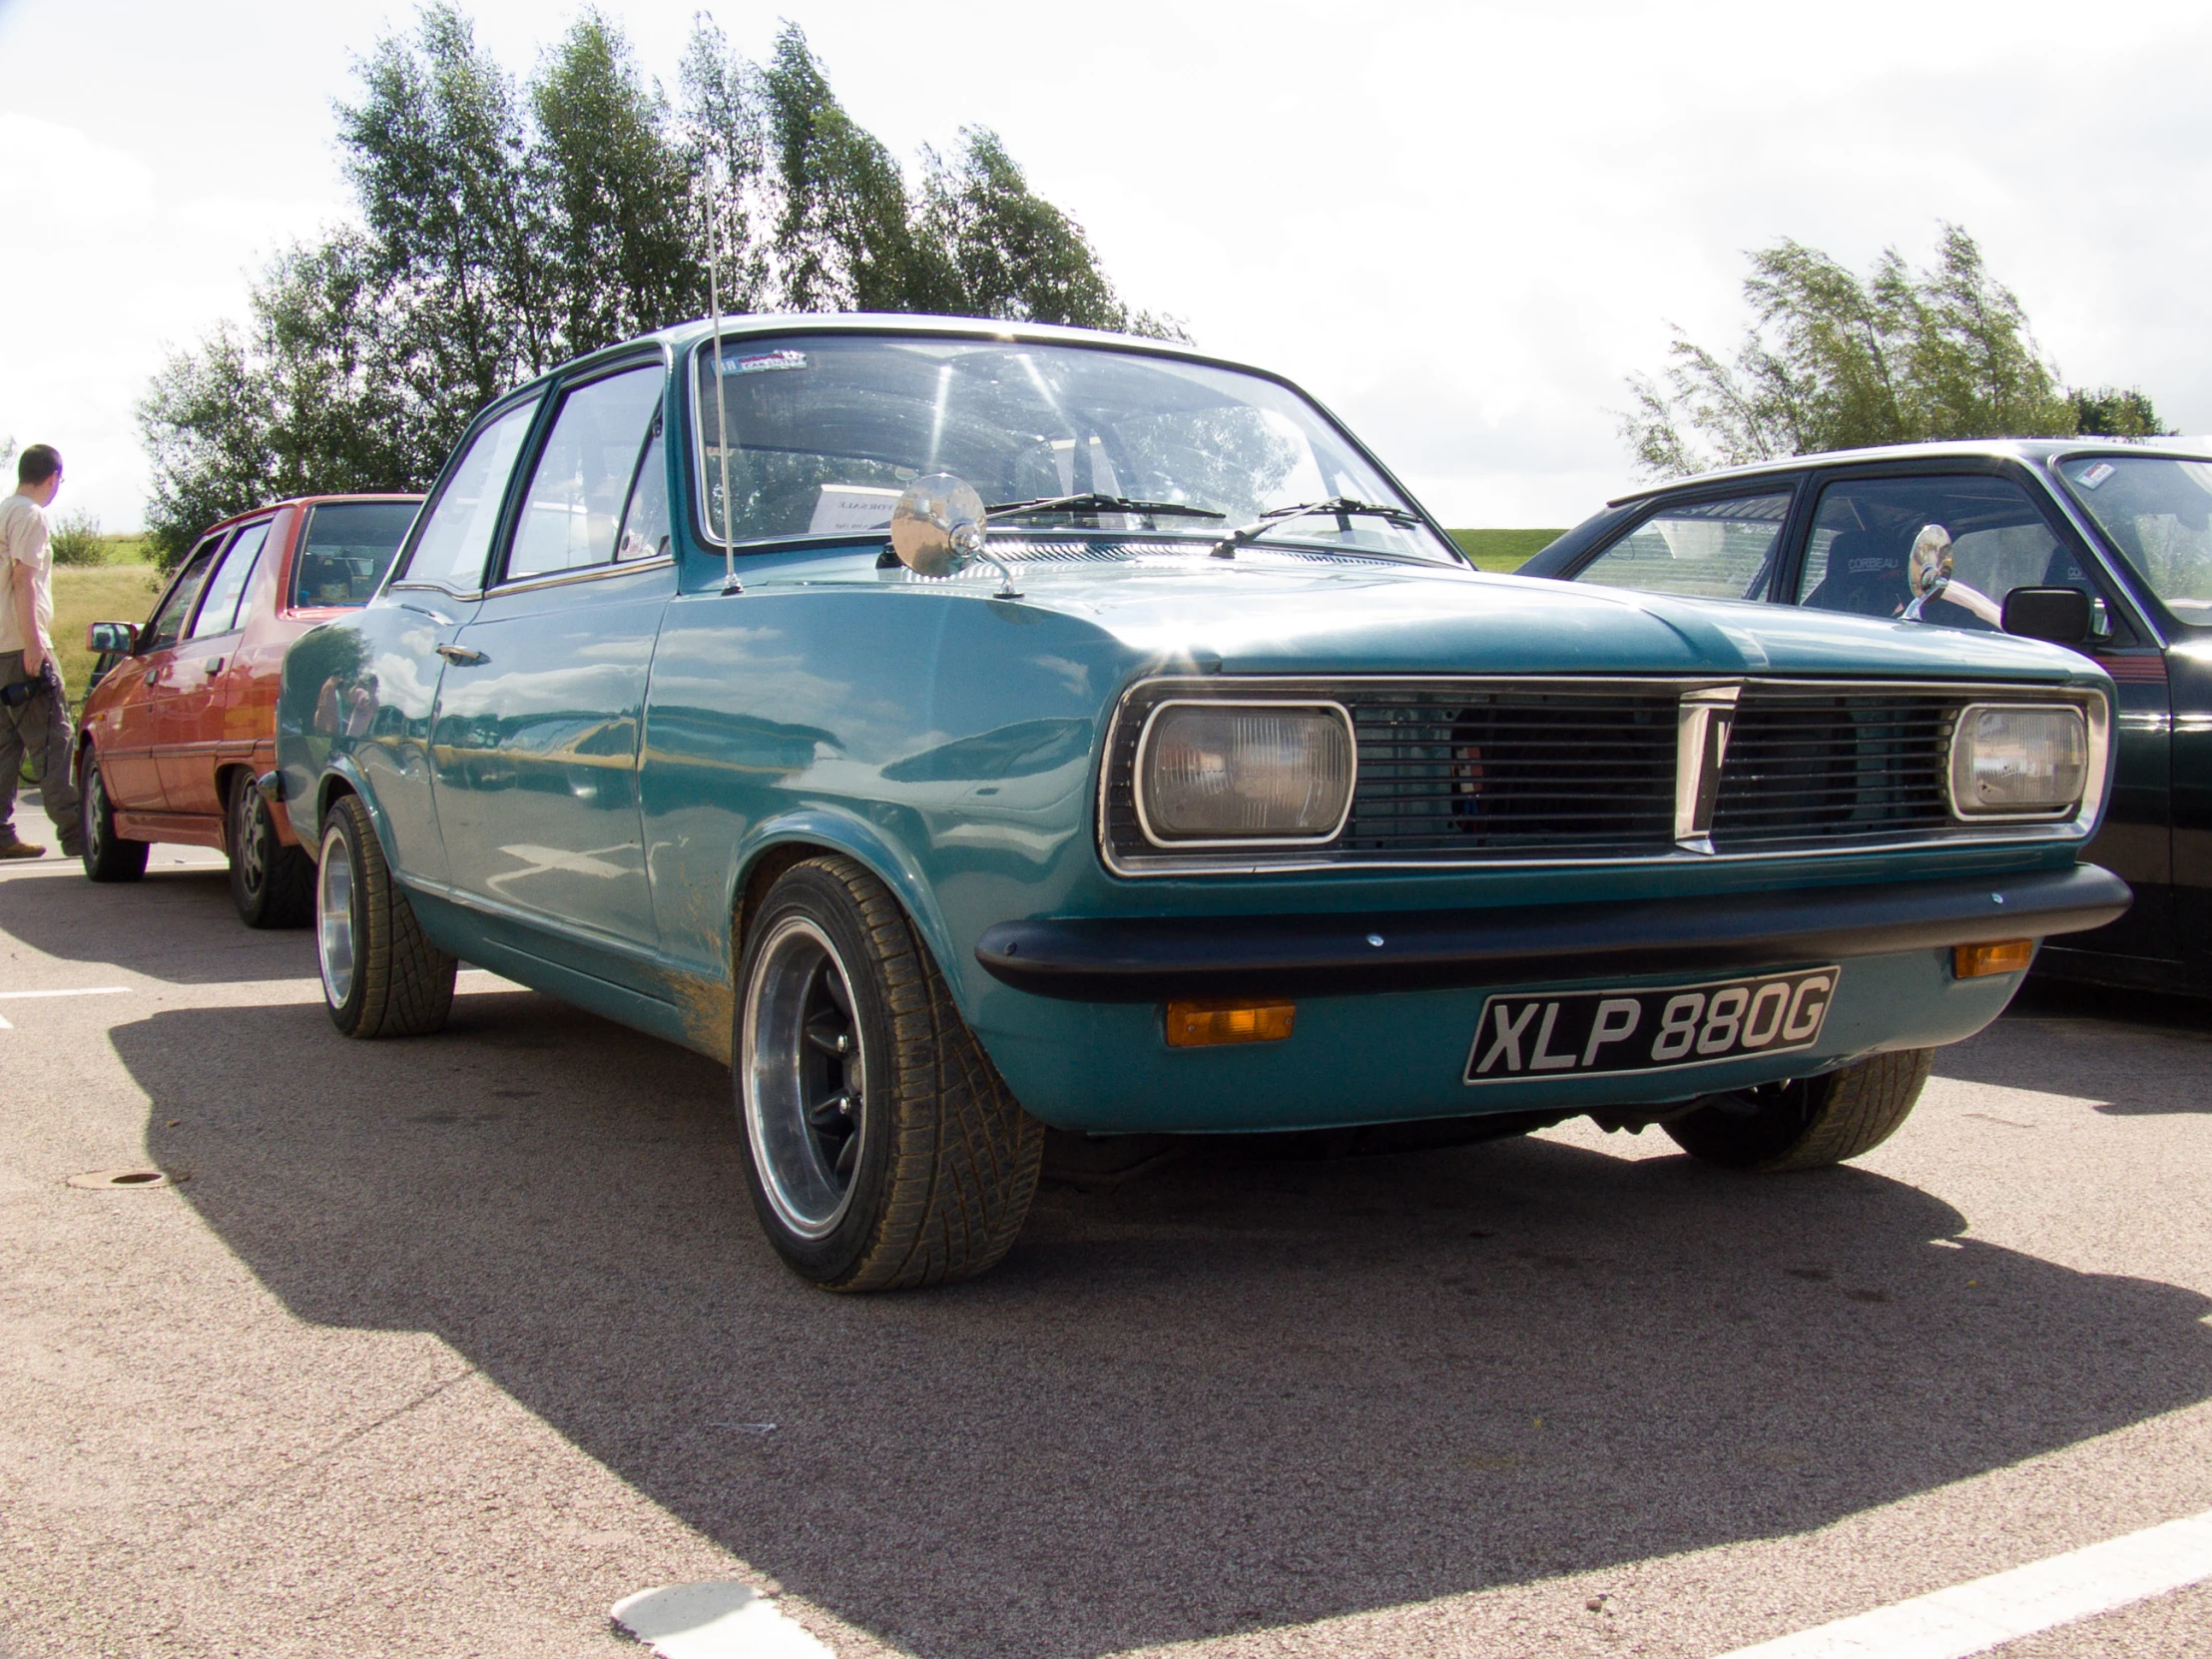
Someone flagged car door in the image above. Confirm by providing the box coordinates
[155,515,275,817]
[101,535,226,811]
[430,358,672,970]
[1785,465,2177,963]
[339,396,543,886]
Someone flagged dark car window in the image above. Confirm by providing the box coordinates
[1795,473,2084,631]
[2055,454,2212,630]
[400,398,540,591]
[1574,493,1792,601]
[293,500,418,607]
[507,365,665,579]
[188,520,272,640]
[146,538,225,650]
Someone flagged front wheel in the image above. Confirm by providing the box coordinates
[316,794,455,1038]
[736,855,1043,1291]
[1663,1048,1934,1171]
[78,747,148,883]
[228,772,312,928]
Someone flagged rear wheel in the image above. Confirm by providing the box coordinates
[316,793,454,1038]
[228,772,311,928]
[736,854,1043,1291]
[1663,1048,1933,1171]
[78,747,148,883]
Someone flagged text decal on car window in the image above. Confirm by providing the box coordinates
[1464,967,1837,1083]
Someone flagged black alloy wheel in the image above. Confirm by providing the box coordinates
[228,771,312,928]
[78,747,148,883]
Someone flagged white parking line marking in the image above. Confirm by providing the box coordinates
[0,986,132,999]
[611,1582,830,1658]
[1715,1507,2212,1658]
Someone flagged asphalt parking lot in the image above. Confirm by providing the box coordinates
[3,833,2209,1659]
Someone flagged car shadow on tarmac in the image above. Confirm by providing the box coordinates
[119,990,2212,1659]
[1936,978,2212,1115]
[0,852,311,984]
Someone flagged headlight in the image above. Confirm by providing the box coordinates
[1138,702,1356,842]
[1949,704,2088,817]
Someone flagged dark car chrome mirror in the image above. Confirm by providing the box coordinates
[890,473,1021,598]
[2001,586,2093,647]
[85,621,137,655]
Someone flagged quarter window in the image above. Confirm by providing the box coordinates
[292,500,418,607]
[615,414,671,563]
[1576,493,1792,601]
[1796,474,2088,632]
[403,398,540,591]
[506,365,665,579]
[188,520,272,639]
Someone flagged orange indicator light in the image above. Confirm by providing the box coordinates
[1164,999,1297,1047]
[1953,938,2034,978]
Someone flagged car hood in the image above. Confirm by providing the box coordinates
[843,555,2104,684]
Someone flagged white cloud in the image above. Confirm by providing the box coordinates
[4,0,2211,532]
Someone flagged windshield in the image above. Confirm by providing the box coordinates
[690,334,1459,565]
[2055,455,2212,627]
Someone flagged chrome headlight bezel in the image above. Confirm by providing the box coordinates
[1946,700,2094,821]
[1133,699,1358,848]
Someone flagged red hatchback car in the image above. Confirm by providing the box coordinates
[75,495,421,924]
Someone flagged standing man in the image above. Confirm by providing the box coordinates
[0,445,83,859]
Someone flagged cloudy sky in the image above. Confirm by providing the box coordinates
[2,0,2210,533]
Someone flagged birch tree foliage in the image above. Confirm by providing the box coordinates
[140,7,1172,567]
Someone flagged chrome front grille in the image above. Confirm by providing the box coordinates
[1099,676,2096,873]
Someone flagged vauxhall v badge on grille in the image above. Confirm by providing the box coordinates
[1464,967,1838,1083]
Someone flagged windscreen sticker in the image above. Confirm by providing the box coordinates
[718,348,808,375]
[2077,461,2117,490]
[809,484,900,535]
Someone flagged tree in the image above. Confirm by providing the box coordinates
[140,10,1169,567]
[1622,225,2147,476]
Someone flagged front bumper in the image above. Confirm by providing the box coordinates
[974,864,2130,1002]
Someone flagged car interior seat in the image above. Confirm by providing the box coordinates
[1801,528,1911,619]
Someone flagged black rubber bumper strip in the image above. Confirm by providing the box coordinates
[974,863,2131,1002]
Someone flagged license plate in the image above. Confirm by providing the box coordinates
[1464,966,1838,1084]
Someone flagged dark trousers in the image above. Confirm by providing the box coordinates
[0,650,82,850]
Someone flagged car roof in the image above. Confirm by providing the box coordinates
[191,492,424,541]
[546,310,1275,393]
[1605,438,2212,508]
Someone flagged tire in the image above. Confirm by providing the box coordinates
[78,747,148,883]
[228,772,312,929]
[736,854,1044,1291]
[316,793,455,1038]
[1663,1048,1934,1172]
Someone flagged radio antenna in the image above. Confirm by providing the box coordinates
[706,167,741,595]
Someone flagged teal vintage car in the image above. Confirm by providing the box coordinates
[275,315,2129,1291]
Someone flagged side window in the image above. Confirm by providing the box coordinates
[146,538,225,650]
[1796,474,2083,632]
[615,413,671,563]
[188,520,272,640]
[1575,493,1792,602]
[505,365,665,580]
[401,398,540,591]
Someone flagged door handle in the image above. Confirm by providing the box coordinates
[142,666,161,686]
[435,644,488,666]
[202,656,225,676]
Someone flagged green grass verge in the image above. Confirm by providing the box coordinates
[1447,529,1566,573]
[52,564,161,715]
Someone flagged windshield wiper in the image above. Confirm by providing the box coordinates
[1210,497,1424,558]
[986,492,1226,522]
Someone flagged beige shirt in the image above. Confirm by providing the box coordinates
[0,492,53,656]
